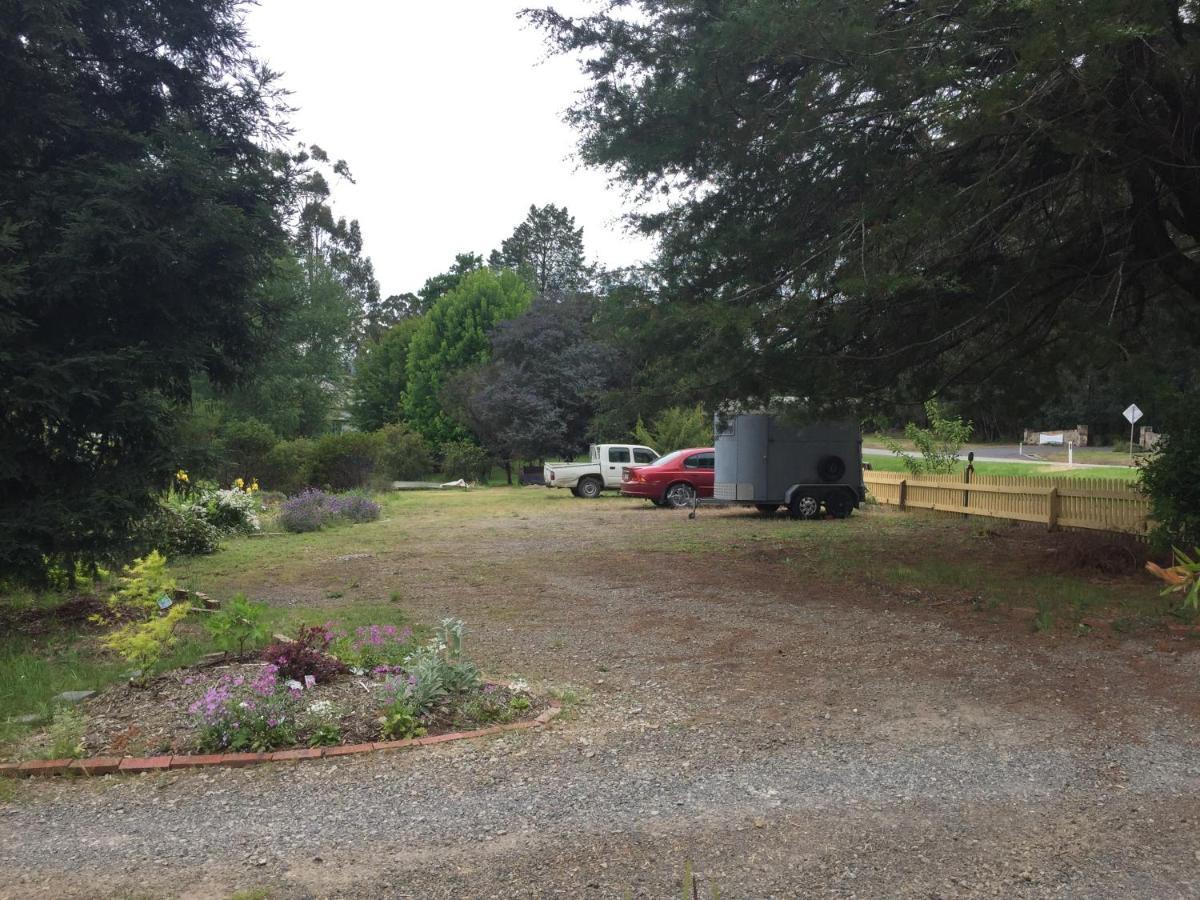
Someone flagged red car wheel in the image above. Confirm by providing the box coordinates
[664,482,696,508]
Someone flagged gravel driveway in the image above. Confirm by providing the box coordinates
[2,496,1198,898]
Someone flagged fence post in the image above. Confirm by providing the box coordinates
[1047,486,1060,532]
[962,465,973,517]
[898,478,907,510]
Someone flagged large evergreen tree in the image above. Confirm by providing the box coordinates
[528,1,1200,414]
[489,204,592,296]
[403,268,533,446]
[351,317,422,431]
[0,1,290,580]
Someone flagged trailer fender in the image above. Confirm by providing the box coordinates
[783,484,861,509]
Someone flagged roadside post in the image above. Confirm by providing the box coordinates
[1068,441,1074,467]
[1123,404,1143,462]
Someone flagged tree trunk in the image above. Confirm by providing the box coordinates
[505,459,512,485]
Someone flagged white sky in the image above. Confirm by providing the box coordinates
[244,0,655,297]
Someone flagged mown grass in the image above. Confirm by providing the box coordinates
[0,484,1176,754]
[0,490,456,753]
[0,623,216,746]
[863,432,1142,467]
[864,453,1140,481]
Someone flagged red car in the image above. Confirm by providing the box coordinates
[620,447,715,508]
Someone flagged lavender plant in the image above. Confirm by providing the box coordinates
[278,489,381,533]
[189,664,300,752]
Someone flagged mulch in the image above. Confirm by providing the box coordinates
[18,658,541,759]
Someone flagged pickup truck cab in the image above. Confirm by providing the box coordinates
[544,444,659,498]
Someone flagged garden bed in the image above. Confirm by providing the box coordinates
[6,616,548,763]
[63,662,545,758]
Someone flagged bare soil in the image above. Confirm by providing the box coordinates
[2,493,1199,898]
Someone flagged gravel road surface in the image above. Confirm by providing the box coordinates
[2,500,1197,898]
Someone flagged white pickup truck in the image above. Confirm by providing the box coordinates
[544,444,659,498]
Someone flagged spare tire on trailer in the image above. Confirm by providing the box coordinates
[817,454,846,483]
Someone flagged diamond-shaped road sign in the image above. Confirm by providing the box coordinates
[1123,404,1143,425]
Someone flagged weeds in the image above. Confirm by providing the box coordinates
[1033,599,1055,633]
[44,705,86,759]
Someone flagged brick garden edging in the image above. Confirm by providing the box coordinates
[0,704,560,779]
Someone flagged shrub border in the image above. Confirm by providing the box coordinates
[0,704,560,778]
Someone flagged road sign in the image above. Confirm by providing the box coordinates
[1123,404,1143,425]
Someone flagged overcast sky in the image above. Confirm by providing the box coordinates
[244,0,654,297]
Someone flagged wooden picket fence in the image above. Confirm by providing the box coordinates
[862,470,1149,535]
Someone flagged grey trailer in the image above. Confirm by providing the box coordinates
[713,414,865,519]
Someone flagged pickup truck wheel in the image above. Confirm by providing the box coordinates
[569,486,581,497]
[788,494,821,520]
[576,476,603,499]
[664,482,696,509]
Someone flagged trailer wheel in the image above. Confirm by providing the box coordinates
[825,491,854,519]
[755,504,780,516]
[788,494,821,520]
[664,482,696,509]
[576,476,603,499]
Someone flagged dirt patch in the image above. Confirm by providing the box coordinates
[0,594,109,636]
[5,495,1200,897]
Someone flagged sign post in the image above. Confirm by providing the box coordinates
[1123,404,1143,461]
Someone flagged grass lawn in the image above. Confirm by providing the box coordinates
[864,452,1142,481]
[0,485,1178,756]
[863,432,1143,468]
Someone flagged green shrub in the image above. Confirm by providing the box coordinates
[155,503,221,556]
[440,440,491,482]
[204,594,270,656]
[312,431,382,490]
[99,551,191,673]
[632,403,712,453]
[1147,548,1200,610]
[44,706,87,760]
[106,551,175,617]
[101,602,191,673]
[378,697,427,740]
[196,483,261,534]
[376,423,432,481]
[221,418,277,482]
[1141,392,1200,551]
[883,400,973,475]
[259,437,317,494]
